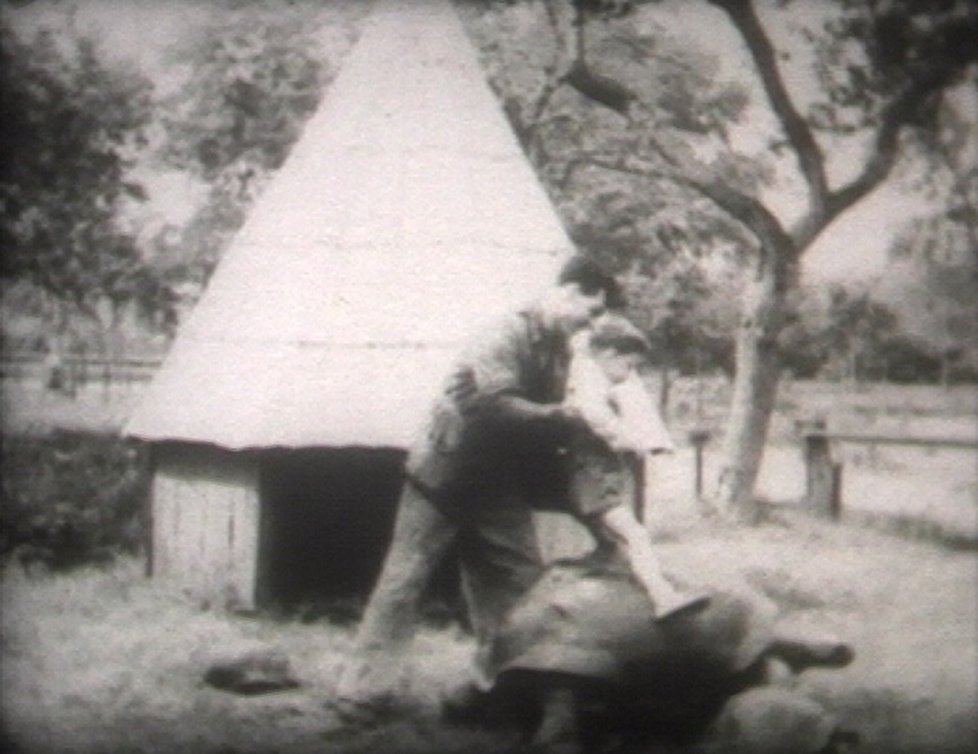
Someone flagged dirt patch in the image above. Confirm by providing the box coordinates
[2,515,975,754]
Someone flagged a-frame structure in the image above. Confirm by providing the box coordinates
[126,0,578,609]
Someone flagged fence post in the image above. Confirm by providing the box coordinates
[688,429,711,500]
[627,452,647,524]
[830,461,843,519]
[801,421,841,519]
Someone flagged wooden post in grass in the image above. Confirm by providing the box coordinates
[689,429,712,500]
[800,419,841,519]
[830,462,843,518]
[627,452,647,523]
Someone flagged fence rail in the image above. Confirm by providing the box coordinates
[1,353,164,388]
[809,432,978,451]
[801,427,978,518]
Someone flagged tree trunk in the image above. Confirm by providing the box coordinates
[715,259,788,521]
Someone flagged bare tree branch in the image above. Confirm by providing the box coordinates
[825,68,957,222]
[571,0,585,61]
[708,0,829,213]
[519,0,573,161]
[578,152,795,256]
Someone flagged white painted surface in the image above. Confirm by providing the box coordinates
[127,0,572,449]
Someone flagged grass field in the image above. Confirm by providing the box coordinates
[650,378,978,545]
[2,377,976,752]
[2,512,976,754]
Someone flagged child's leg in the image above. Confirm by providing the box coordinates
[569,436,709,620]
[565,434,631,520]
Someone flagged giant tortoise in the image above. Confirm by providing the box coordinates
[446,551,856,753]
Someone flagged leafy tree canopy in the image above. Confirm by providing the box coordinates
[151,0,365,296]
[0,19,155,323]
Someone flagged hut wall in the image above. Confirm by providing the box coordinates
[149,442,604,613]
[150,443,261,609]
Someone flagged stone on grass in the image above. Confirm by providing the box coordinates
[204,647,299,695]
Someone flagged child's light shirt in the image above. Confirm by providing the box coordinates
[610,371,675,454]
[564,334,674,454]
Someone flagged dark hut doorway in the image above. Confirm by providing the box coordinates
[257,447,460,618]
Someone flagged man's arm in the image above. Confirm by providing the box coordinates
[493,395,581,427]
[450,361,584,430]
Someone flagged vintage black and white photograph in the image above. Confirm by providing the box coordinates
[1,0,976,752]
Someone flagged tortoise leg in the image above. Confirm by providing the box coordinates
[768,637,854,674]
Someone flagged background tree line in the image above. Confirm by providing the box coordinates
[1,0,975,518]
[1,0,364,355]
[458,0,977,515]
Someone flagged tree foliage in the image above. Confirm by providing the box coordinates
[877,198,978,383]
[160,6,324,187]
[0,20,156,327]
[1,432,149,570]
[459,0,978,513]
[1,1,364,344]
[155,0,362,290]
[459,0,757,381]
[819,284,899,380]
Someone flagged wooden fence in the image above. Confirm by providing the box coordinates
[799,419,978,518]
[1,352,163,392]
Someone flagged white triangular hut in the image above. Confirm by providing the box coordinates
[126,0,577,609]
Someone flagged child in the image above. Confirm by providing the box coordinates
[562,314,705,619]
[564,317,674,457]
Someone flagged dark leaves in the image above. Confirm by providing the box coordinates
[810,0,978,136]
[0,20,152,306]
[159,15,327,184]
